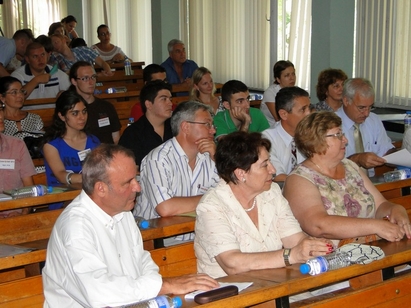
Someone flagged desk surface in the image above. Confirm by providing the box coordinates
[182,239,411,307]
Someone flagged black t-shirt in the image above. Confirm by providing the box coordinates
[86,97,121,144]
[119,115,173,166]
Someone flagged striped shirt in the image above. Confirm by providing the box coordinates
[134,137,219,221]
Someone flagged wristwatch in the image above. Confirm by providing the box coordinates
[283,248,292,266]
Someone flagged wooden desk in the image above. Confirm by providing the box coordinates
[181,239,411,307]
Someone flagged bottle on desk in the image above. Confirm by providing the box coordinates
[404,111,411,132]
[11,185,53,199]
[124,57,132,76]
[134,216,150,229]
[300,251,351,275]
[383,168,411,182]
[121,295,182,308]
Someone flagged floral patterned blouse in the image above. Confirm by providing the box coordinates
[290,158,376,219]
[315,100,334,112]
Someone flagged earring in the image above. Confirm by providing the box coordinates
[242,178,246,183]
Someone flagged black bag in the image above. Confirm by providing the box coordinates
[23,135,44,159]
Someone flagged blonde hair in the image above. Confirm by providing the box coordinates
[189,67,216,102]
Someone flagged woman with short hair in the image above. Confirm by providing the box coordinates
[195,131,331,278]
[283,111,411,247]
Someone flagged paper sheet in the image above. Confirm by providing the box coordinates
[383,149,411,167]
[184,282,253,300]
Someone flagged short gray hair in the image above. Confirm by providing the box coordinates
[168,39,184,53]
[171,101,213,136]
[342,78,375,103]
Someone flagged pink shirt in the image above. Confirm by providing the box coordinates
[0,133,36,217]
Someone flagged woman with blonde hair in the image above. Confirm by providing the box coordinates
[190,67,224,115]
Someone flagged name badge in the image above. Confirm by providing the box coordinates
[78,148,92,161]
[0,159,15,169]
[197,185,209,195]
[98,117,110,127]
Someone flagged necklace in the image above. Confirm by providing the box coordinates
[244,198,257,212]
[310,159,323,172]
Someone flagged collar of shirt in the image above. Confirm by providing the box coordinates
[79,190,125,230]
[278,122,294,146]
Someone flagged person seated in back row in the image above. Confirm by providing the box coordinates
[51,34,113,76]
[119,80,173,168]
[11,42,70,99]
[214,80,269,141]
[91,24,130,63]
[161,39,198,86]
[130,63,168,122]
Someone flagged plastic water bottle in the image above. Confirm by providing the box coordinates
[11,185,53,199]
[128,117,134,127]
[121,295,182,308]
[124,58,132,76]
[134,216,150,229]
[383,168,411,182]
[405,111,411,132]
[300,251,351,275]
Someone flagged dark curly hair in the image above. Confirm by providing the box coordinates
[316,68,348,101]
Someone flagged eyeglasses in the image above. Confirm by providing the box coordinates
[186,121,216,130]
[5,89,27,96]
[76,75,97,82]
[354,104,374,113]
[325,132,345,140]
[98,32,111,37]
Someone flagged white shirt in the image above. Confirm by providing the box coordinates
[262,122,305,175]
[195,180,302,278]
[11,64,70,99]
[43,191,162,308]
[335,107,394,157]
[135,137,220,221]
[260,83,281,127]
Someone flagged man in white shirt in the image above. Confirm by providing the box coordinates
[336,78,394,169]
[42,144,218,308]
[135,101,219,226]
[11,42,70,99]
[262,86,311,182]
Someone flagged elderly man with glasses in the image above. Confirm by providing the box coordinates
[69,61,121,144]
[135,101,219,245]
[336,77,395,172]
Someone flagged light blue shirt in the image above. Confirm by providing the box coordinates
[335,107,394,157]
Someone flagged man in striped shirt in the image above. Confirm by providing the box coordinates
[135,101,219,238]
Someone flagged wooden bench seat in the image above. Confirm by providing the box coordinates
[0,275,44,308]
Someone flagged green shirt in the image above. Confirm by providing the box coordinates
[214,108,270,139]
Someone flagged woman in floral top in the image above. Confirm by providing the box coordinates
[283,111,411,247]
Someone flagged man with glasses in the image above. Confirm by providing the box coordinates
[214,80,269,141]
[262,86,311,182]
[11,42,70,99]
[135,101,219,244]
[69,61,121,144]
[336,78,394,170]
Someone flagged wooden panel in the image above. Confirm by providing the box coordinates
[294,272,411,307]
[150,242,197,277]
[0,275,43,306]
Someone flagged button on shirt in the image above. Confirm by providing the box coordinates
[135,137,220,220]
[335,107,394,157]
[43,191,162,308]
[262,122,305,175]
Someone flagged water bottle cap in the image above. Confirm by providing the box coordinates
[47,186,53,193]
[300,263,311,274]
[173,296,182,308]
[139,220,149,229]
